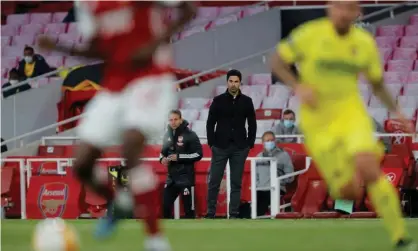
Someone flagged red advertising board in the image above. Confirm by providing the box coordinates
[26,175,82,219]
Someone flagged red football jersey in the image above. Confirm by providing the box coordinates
[77,1,174,92]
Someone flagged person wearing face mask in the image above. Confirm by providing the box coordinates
[2,69,31,98]
[274,109,300,143]
[255,131,294,216]
[16,46,53,80]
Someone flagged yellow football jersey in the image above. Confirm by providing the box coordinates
[277,17,384,129]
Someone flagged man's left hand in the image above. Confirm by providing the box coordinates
[168,154,178,161]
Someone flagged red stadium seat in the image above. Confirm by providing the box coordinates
[376,25,404,37]
[30,13,52,24]
[281,154,307,203]
[379,47,393,62]
[387,60,414,72]
[44,23,67,35]
[384,71,408,84]
[38,145,69,157]
[1,36,11,47]
[19,23,44,36]
[1,24,20,36]
[262,97,288,109]
[405,25,418,36]
[268,85,291,98]
[392,48,417,60]
[276,162,328,219]
[407,72,418,84]
[12,34,36,47]
[375,36,398,48]
[249,73,272,85]
[255,109,282,120]
[399,36,418,48]
[85,186,107,218]
[7,14,30,26]
[52,12,67,23]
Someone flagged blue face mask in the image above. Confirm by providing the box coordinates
[283,120,294,128]
[264,141,276,151]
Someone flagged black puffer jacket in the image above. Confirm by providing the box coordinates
[159,120,203,186]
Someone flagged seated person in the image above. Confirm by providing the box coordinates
[16,46,52,80]
[2,69,31,98]
[255,131,294,216]
[273,109,300,143]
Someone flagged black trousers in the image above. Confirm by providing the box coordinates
[207,145,249,217]
[162,183,194,219]
[257,190,286,216]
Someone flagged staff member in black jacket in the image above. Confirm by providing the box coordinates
[206,69,257,219]
[160,110,203,218]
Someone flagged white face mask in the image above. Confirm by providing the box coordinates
[9,79,18,85]
[24,56,33,63]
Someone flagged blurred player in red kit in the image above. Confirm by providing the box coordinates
[38,1,196,250]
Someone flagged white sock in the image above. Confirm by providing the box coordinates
[144,235,171,251]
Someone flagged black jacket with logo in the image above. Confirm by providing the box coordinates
[206,89,257,149]
[159,120,203,186]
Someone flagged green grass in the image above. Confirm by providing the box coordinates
[2,219,418,251]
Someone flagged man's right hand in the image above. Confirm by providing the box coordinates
[295,84,318,109]
[161,158,169,166]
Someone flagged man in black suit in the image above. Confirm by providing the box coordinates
[205,69,257,219]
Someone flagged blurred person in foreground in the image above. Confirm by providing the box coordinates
[256,131,294,216]
[37,1,196,250]
[273,109,300,143]
[160,110,202,219]
[270,1,415,250]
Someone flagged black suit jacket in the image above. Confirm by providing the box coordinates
[206,89,257,149]
[17,54,52,79]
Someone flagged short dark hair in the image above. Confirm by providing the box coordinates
[226,69,242,82]
[261,131,275,141]
[283,109,295,117]
[169,109,182,119]
[24,46,34,53]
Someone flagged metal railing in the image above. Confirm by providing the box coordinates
[1,60,103,93]
[38,133,417,146]
[1,47,273,147]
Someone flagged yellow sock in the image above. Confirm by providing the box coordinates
[368,176,408,244]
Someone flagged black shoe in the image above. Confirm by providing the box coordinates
[203,214,215,219]
[229,214,239,219]
[395,239,417,251]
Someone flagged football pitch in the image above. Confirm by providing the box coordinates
[2,219,418,251]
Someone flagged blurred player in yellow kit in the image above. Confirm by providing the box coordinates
[271,1,416,250]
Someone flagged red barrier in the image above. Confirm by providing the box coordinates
[26,175,82,219]
[4,142,416,219]
[382,168,403,187]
